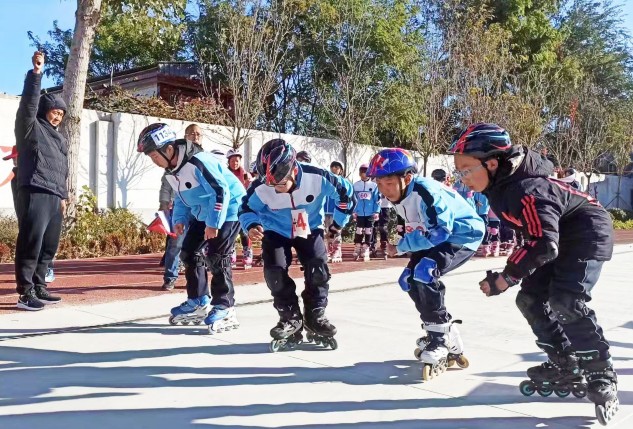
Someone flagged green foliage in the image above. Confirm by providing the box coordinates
[56,186,164,259]
[612,220,633,230]
[608,208,633,222]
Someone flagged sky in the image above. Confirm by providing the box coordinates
[0,0,633,96]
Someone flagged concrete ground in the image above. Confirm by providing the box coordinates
[0,244,631,429]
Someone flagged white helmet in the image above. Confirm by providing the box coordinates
[226,149,242,159]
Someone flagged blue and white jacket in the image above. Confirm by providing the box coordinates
[239,163,354,238]
[167,142,246,229]
[353,179,381,217]
[394,177,485,253]
[324,176,351,215]
[473,192,490,216]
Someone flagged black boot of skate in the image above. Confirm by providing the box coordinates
[304,307,338,350]
[579,353,619,426]
[520,344,586,398]
[269,309,303,353]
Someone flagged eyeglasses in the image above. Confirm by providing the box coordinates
[454,164,484,180]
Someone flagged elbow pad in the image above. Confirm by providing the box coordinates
[534,240,559,265]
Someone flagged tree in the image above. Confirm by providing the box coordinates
[61,0,104,216]
[29,0,187,84]
[192,0,294,149]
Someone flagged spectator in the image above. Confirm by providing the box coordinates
[14,51,67,311]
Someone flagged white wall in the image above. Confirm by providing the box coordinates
[590,174,633,210]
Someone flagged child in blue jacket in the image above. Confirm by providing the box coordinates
[368,148,484,380]
[352,164,381,261]
[138,123,246,333]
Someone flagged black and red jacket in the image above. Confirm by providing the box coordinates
[485,147,613,279]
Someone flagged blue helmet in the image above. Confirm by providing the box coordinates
[137,123,177,154]
[447,123,512,159]
[367,148,417,178]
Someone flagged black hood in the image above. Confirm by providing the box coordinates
[489,146,554,190]
[37,93,67,119]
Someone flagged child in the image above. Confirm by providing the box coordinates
[367,148,485,380]
[352,164,381,261]
[239,139,354,352]
[449,122,618,423]
[138,123,245,333]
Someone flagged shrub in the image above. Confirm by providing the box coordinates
[0,187,165,262]
[613,219,633,230]
[608,208,633,222]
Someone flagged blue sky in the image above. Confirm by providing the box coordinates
[0,0,632,96]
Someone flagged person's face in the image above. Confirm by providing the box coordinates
[185,126,203,145]
[229,156,241,170]
[359,168,368,180]
[453,154,496,192]
[46,109,65,127]
[270,167,298,193]
[376,174,412,202]
[148,146,175,169]
[330,165,342,176]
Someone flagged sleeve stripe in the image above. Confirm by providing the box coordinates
[189,157,224,205]
[413,183,438,226]
[521,195,542,237]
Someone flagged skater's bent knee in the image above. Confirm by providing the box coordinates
[207,254,232,273]
[549,293,589,324]
[264,266,288,292]
[516,291,544,321]
[305,258,331,286]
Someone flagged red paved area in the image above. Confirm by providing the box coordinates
[2,231,631,315]
[0,244,406,314]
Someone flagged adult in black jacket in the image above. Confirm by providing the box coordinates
[14,51,67,311]
[449,123,617,418]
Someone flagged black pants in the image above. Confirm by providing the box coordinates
[15,188,62,295]
[262,230,330,315]
[500,222,515,242]
[516,256,610,360]
[479,214,490,244]
[405,242,475,323]
[372,207,391,248]
[354,215,374,245]
[180,220,239,306]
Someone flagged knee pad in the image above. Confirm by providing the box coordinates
[364,227,373,235]
[413,257,439,284]
[180,249,206,268]
[305,258,331,287]
[264,266,287,293]
[515,290,546,324]
[398,268,411,292]
[549,293,589,324]
[355,227,364,235]
[207,254,232,273]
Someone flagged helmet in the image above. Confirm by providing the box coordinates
[447,123,512,159]
[296,150,312,163]
[209,149,225,160]
[256,139,297,185]
[359,163,369,171]
[431,168,447,182]
[330,160,344,173]
[226,149,242,159]
[137,123,177,154]
[367,148,417,178]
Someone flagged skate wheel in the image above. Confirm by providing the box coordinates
[555,388,570,398]
[422,364,433,381]
[193,320,202,325]
[456,355,469,369]
[447,359,455,368]
[537,386,553,397]
[596,404,608,426]
[168,316,178,326]
[306,332,314,343]
[328,338,338,350]
[519,380,536,396]
[414,348,422,360]
[572,386,587,398]
[269,340,281,353]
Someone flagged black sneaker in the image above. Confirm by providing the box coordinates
[17,290,45,311]
[162,278,177,290]
[35,286,62,304]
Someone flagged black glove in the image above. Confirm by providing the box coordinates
[328,222,341,239]
[482,270,519,296]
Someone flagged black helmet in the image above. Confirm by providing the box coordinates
[256,139,297,185]
[431,168,447,182]
[296,150,312,163]
[137,123,177,154]
[447,123,512,159]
